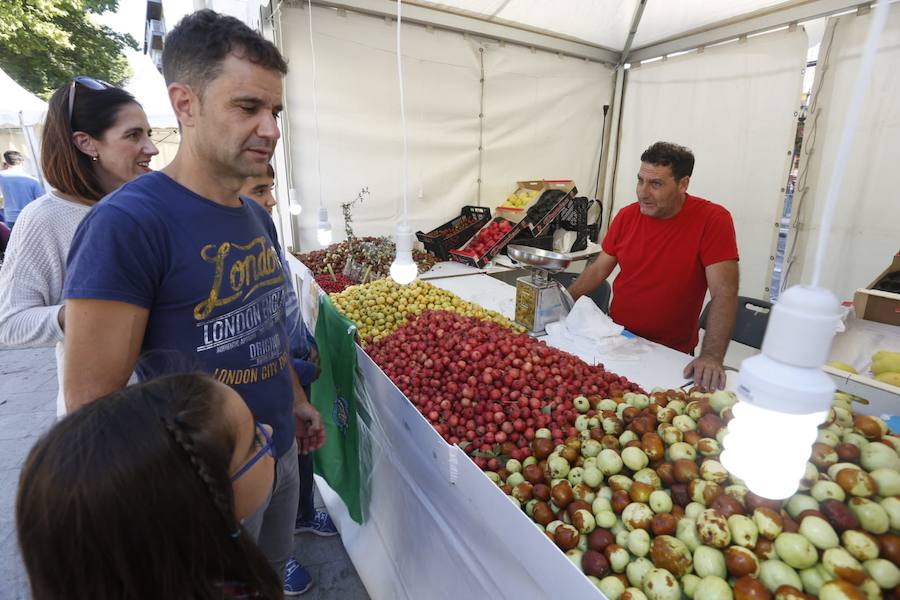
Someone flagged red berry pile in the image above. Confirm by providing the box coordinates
[367,309,642,467]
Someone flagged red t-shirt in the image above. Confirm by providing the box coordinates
[601,194,739,354]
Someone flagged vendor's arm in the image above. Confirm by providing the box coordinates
[290,364,325,454]
[568,252,617,301]
[63,299,148,411]
[683,260,739,391]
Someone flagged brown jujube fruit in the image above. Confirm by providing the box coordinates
[820,498,860,532]
[600,434,620,450]
[725,546,760,577]
[532,483,550,502]
[551,481,574,508]
[774,585,814,600]
[589,427,605,442]
[809,442,838,470]
[567,500,592,518]
[683,430,700,447]
[554,524,579,551]
[523,463,544,485]
[754,538,775,560]
[656,463,675,487]
[532,501,554,526]
[611,489,631,513]
[698,413,724,438]
[672,459,700,483]
[781,513,799,533]
[642,435,665,462]
[671,483,691,507]
[651,513,678,536]
[711,494,745,518]
[745,491,782,513]
[879,533,900,567]
[533,437,553,460]
[835,442,861,463]
[630,481,654,503]
[734,575,771,600]
[581,550,611,578]
[587,528,615,552]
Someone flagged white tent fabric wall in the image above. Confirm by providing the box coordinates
[280,5,613,250]
[479,41,614,205]
[784,8,900,302]
[611,28,807,299]
[282,6,481,250]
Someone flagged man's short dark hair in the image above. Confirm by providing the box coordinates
[640,142,695,181]
[3,151,24,166]
[162,9,288,97]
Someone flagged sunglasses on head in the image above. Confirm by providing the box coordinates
[68,76,113,125]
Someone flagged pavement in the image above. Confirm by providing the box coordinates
[0,346,369,600]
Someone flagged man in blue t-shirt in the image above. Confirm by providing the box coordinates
[0,151,43,228]
[63,10,324,587]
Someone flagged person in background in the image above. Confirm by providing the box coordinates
[0,79,157,417]
[240,165,338,594]
[0,150,44,229]
[17,374,284,600]
[569,142,739,391]
[62,10,324,596]
[241,162,278,213]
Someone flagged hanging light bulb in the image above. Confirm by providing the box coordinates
[390,223,417,285]
[720,285,839,499]
[288,188,302,216]
[316,206,332,246]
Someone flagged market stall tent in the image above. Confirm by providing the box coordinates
[0,66,48,186]
[257,0,896,305]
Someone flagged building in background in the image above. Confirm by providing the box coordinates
[144,0,165,71]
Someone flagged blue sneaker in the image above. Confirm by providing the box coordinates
[284,558,312,596]
[294,509,339,536]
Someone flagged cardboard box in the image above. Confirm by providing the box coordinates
[495,180,560,223]
[854,253,900,326]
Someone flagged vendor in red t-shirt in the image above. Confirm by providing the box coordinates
[569,142,739,391]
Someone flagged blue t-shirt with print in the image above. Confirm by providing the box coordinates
[64,171,296,457]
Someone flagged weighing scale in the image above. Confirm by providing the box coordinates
[506,245,576,334]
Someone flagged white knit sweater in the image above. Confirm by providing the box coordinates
[0,191,91,415]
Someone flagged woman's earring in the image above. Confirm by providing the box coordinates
[91,155,98,162]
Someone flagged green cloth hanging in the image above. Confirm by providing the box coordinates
[311,295,363,523]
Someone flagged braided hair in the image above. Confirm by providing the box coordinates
[161,415,241,538]
[16,374,283,600]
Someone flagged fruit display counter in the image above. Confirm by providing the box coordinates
[286,255,900,600]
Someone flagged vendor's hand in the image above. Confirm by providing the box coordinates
[683,355,726,392]
[294,400,326,454]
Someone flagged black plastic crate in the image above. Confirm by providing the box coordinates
[416,205,491,260]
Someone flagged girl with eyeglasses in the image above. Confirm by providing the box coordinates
[17,373,283,600]
[0,77,159,417]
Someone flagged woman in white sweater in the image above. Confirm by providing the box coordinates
[0,77,158,416]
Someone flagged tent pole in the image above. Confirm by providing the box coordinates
[477,47,485,207]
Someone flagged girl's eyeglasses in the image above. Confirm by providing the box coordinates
[230,422,275,482]
[68,76,113,125]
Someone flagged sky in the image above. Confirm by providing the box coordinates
[93,0,194,44]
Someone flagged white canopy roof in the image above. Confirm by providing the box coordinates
[124,51,178,129]
[0,67,48,128]
[416,0,793,50]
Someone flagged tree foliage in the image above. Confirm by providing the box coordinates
[0,0,138,99]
